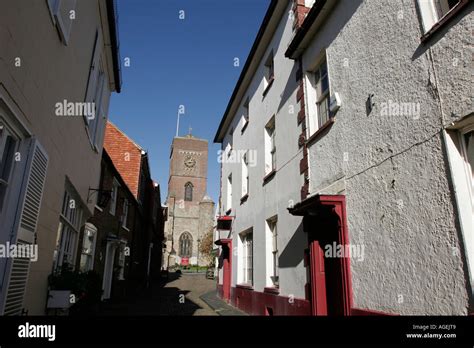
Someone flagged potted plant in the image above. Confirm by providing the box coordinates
[47,264,81,310]
[47,264,102,314]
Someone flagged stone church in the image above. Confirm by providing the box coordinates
[163,135,215,268]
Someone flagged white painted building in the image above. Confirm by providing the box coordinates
[214,0,473,315]
[214,0,313,315]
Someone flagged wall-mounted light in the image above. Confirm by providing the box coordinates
[87,188,112,208]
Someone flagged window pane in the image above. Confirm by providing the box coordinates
[61,191,68,216]
[320,61,327,76]
[314,69,320,86]
[80,226,96,272]
[185,183,193,201]
[0,130,16,211]
[318,96,329,127]
[321,74,329,95]
[315,79,322,99]
[434,0,460,18]
[0,135,16,182]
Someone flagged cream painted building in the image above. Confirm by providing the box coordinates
[0,0,121,315]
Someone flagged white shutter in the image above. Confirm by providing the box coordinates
[417,0,438,32]
[90,69,106,146]
[84,29,103,126]
[85,30,102,103]
[54,0,76,45]
[2,139,48,315]
[3,245,32,315]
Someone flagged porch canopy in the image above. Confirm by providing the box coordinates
[288,194,345,216]
[215,216,233,246]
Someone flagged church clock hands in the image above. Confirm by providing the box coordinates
[184,155,196,168]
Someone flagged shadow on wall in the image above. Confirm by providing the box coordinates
[298,0,363,61]
[278,221,306,268]
[277,62,299,113]
[411,2,473,61]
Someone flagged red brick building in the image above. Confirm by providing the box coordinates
[83,122,165,301]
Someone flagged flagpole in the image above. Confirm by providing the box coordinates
[175,110,180,137]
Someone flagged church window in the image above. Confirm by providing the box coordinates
[179,232,193,257]
[184,182,193,201]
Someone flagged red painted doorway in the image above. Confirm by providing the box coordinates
[299,195,353,316]
[218,239,232,302]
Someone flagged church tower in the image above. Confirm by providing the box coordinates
[163,135,215,268]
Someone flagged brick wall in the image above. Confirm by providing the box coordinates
[85,152,146,299]
[292,0,311,30]
[168,136,209,202]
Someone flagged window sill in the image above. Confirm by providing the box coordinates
[240,194,249,204]
[262,77,275,97]
[264,287,280,295]
[263,169,276,185]
[306,117,335,146]
[420,0,469,43]
[236,284,254,290]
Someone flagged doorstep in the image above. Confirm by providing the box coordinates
[200,290,247,316]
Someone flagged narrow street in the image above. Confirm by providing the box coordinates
[101,273,218,316]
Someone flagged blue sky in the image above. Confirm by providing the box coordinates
[108,0,270,204]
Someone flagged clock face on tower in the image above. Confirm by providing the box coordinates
[184,155,196,168]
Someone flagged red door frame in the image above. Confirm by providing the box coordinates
[309,239,328,315]
[308,195,353,316]
[218,238,232,302]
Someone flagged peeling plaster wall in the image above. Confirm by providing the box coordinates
[301,0,473,314]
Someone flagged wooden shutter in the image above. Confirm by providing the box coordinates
[85,30,102,103]
[54,0,77,45]
[3,139,48,315]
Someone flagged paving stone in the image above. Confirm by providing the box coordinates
[100,273,218,316]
